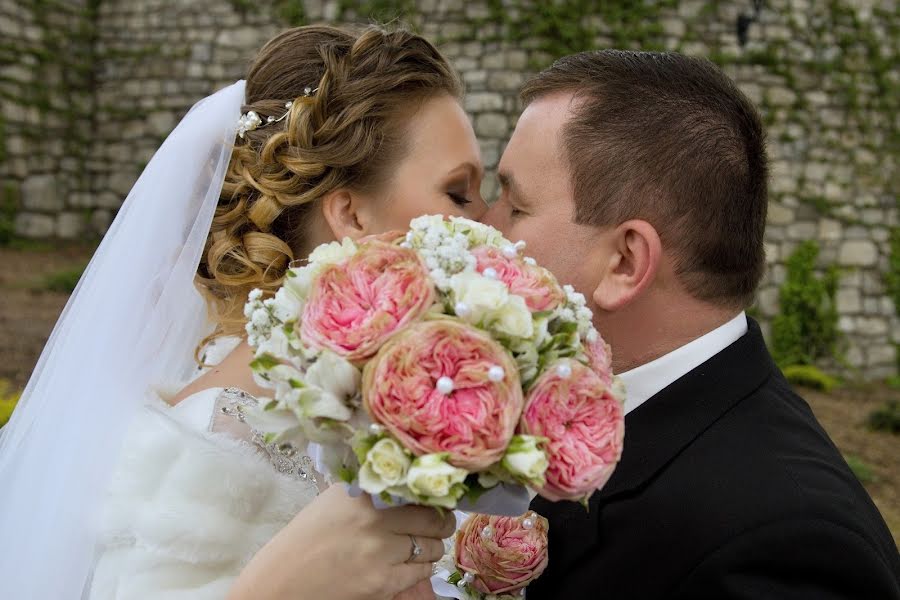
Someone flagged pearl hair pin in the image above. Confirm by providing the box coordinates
[237,85,319,139]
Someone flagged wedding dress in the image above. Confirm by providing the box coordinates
[87,337,321,599]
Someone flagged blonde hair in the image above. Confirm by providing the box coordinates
[194,25,462,354]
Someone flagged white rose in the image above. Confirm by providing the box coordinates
[283,265,317,301]
[449,271,509,322]
[304,350,361,407]
[490,294,534,339]
[501,435,548,485]
[359,438,411,494]
[406,454,468,507]
[308,237,358,266]
[269,286,303,323]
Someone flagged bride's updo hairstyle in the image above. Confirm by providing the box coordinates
[196,25,462,343]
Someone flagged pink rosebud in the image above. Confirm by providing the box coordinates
[454,512,549,595]
[300,239,434,362]
[585,333,614,387]
[520,360,624,502]
[363,319,523,470]
[472,246,565,312]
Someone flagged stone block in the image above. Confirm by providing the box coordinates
[856,317,888,336]
[767,202,794,225]
[14,212,55,238]
[787,222,816,240]
[487,71,524,91]
[836,288,861,314]
[817,219,841,241]
[56,212,84,239]
[838,315,856,334]
[91,209,112,235]
[757,286,779,317]
[475,113,509,138]
[868,345,896,366]
[465,92,504,112]
[767,87,797,106]
[22,175,65,212]
[838,240,878,266]
[507,51,528,70]
[845,344,865,367]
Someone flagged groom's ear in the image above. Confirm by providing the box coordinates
[592,219,661,311]
[320,188,376,241]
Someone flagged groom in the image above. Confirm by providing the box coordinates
[484,50,900,598]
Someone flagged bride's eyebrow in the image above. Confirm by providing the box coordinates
[445,162,484,187]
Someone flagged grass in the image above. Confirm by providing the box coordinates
[845,454,878,484]
[38,265,85,293]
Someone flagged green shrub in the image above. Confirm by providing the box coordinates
[844,454,877,484]
[781,365,840,392]
[0,380,20,428]
[867,400,900,435]
[771,241,840,367]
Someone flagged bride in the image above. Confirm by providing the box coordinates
[0,25,486,599]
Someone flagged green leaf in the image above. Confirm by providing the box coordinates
[250,353,280,371]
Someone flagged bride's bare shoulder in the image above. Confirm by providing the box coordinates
[168,340,269,406]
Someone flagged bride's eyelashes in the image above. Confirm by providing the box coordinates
[447,191,472,206]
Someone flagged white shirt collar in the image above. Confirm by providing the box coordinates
[619,312,748,415]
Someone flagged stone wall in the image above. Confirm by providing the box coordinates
[0,0,96,239]
[0,0,897,379]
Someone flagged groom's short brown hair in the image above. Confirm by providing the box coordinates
[521,50,768,307]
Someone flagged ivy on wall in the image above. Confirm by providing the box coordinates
[887,227,900,317]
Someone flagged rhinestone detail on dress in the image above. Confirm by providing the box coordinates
[218,387,318,487]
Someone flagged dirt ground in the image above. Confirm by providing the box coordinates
[1,243,898,546]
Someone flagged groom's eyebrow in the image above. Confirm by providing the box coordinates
[498,171,526,204]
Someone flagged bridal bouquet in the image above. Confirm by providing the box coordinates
[242,216,624,511]
[432,512,549,599]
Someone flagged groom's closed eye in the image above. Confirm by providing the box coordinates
[497,171,530,218]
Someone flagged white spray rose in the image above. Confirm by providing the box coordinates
[501,435,549,486]
[406,454,468,507]
[359,437,411,494]
[449,271,509,322]
[490,294,535,339]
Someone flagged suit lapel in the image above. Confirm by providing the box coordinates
[594,319,775,502]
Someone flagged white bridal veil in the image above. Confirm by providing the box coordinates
[0,80,245,598]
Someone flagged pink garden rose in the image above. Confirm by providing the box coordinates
[585,333,614,387]
[363,319,523,470]
[300,239,434,362]
[520,360,624,502]
[472,246,564,312]
[454,512,549,595]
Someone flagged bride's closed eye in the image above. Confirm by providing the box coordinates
[447,191,472,206]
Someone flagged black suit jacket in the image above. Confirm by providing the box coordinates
[528,320,900,599]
